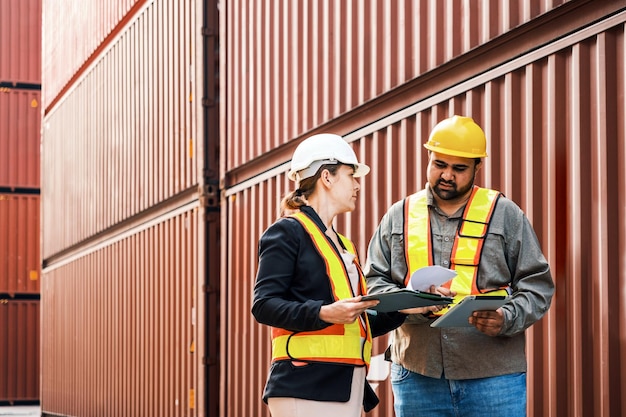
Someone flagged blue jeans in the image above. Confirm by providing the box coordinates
[390,363,526,417]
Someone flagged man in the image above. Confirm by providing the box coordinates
[364,115,554,417]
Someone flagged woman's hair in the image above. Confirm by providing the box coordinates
[280,163,348,216]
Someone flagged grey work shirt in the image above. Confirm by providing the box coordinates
[364,185,554,380]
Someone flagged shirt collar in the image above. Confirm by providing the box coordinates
[425,183,465,219]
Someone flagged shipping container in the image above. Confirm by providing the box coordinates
[41,0,220,416]
[220,0,588,178]
[0,298,40,404]
[0,0,42,85]
[41,0,145,110]
[0,194,40,295]
[0,90,41,190]
[221,2,626,417]
[42,0,201,257]
[1,0,42,410]
[41,202,216,416]
[40,0,626,416]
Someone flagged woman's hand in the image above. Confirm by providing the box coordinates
[319,296,379,324]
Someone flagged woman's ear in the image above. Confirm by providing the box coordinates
[320,169,334,187]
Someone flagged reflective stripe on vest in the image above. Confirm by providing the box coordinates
[405,186,508,314]
[270,211,372,367]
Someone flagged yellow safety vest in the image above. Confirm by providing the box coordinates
[405,186,509,314]
[271,211,372,367]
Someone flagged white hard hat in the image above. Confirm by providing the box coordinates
[287,133,370,181]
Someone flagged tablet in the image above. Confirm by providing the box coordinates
[429,295,508,328]
[362,290,452,313]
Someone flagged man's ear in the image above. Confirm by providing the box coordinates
[475,159,483,172]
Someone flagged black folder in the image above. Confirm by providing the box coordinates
[362,290,453,313]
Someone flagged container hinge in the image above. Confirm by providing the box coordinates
[202,97,215,107]
[199,184,219,209]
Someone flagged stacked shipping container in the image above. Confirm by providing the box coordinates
[0,0,41,86]
[221,1,626,417]
[0,0,42,405]
[40,0,626,416]
[41,0,220,416]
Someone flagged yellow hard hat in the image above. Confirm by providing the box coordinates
[423,115,488,158]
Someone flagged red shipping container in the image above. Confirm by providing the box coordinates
[0,0,42,84]
[42,0,144,109]
[0,194,40,295]
[0,90,41,189]
[0,298,40,403]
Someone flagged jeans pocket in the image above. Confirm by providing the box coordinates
[390,362,412,383]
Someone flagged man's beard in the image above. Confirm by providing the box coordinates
[432,177,474,201]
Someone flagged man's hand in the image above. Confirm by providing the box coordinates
[399,285,456,315]
[469,308,504,336]
[319,297,379,324]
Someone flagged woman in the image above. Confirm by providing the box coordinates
[251,133,406,416]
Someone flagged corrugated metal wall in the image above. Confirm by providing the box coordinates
[0,91,41,190]
[0,0,42,84]
[0,194,40,295]
[41,0,145,109]
[221,2,626,417]
[221,0,573,178]
[42,0,199,258]
[42,205,200,417]
[41,0,221,416]
[39,0,626,415]
[0,0,42,406]
[0,299,40,403]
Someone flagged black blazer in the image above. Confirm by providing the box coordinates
[252,206,405,411]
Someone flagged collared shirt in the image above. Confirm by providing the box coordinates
[364,185,554,379]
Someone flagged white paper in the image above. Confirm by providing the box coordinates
[407,265,457,291]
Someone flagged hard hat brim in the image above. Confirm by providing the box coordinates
[353,163,370,178]
[288,161,370,181]
[423,143,488,159]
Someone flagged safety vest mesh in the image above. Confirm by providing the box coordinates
[270,212,372,367]
[404,186,509,315]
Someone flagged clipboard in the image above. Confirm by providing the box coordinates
[362,290,453,313]
[430,295,508,328]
